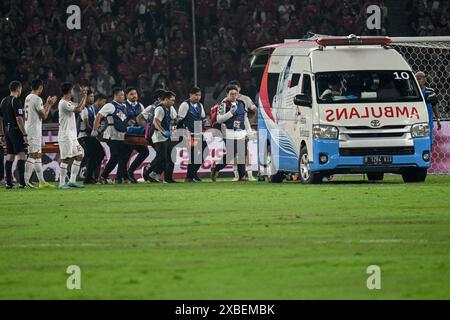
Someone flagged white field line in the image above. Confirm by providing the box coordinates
[0,239,431,249]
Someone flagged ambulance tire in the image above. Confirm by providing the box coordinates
[267,144,285,183]
[402,168,428,183]
[299,146,322,184]
[367,173,384,181]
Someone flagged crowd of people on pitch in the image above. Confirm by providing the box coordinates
[0,79,258,189]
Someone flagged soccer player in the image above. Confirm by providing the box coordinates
[58,83,88,189]
[92,88,130,184]
[78,91,107,184]
[415,72,442,145]
[227,80,257,181]
[125,87,149,184]
[147,91,177,183]
[0,81,28,189]
[177,86,208,182]
[0,140,4,187]
[211,85,252,182]
[24,79,57,188]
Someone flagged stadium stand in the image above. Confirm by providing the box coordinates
[0,0,448,120]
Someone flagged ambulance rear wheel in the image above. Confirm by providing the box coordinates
[402,168,428,183]
[267,146,285,183]
[367,173,384,181]
[299,146,322,184]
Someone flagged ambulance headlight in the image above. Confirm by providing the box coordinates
[313,125,339,140]
[411,123,430,138]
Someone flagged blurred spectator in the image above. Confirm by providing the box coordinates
[0,0,448,123]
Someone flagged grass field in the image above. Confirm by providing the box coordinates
[0,175,449,300]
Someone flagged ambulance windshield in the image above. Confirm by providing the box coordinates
[316,71,422,104]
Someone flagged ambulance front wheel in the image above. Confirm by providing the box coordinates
[267,144,285,183]
[299,146,323,184]
[402,168,428,183]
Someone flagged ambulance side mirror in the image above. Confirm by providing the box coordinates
[294,94,312,108]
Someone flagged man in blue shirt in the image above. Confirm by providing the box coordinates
[416,72,441,145]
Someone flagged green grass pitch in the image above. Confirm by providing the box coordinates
[0,175,449,300]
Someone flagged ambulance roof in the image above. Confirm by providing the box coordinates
[254,36,412,73]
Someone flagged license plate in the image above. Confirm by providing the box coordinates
[364,155,393,165]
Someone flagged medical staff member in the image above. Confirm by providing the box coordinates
[211,85,252,182]
[177,86,208,183]
[415,72,441,145]
[147,91,178,183]
[125,87,148,183]
[92,88,130,184]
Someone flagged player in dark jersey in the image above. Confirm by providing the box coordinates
[0,81,28,189]
[0,134,4,187]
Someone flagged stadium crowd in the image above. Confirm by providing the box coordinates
[407,0,450,36]
[0,0,398,118]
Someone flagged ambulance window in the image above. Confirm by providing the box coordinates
[291,74,301,87]
[302,74,312,97]
[267,73,280,106]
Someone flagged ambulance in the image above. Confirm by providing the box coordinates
[251,35,432,184]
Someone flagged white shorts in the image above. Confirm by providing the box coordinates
[59,139,83,159]
[28,138,42,154]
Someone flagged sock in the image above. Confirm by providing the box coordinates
[17,160,25,186]
[34,159,45,183]
[233,167,239,178]
[246,165,253,177]
[5,160,13,185]
[60,162,68,186]
[70,160,81,183]
[25,158,35,184]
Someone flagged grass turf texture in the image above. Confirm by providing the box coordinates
[0,175,449,300]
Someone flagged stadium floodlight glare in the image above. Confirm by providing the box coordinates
[316,35,392,46]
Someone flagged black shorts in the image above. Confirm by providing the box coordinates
[5,127,25,155]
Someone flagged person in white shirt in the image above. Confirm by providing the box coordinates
[78,91,107,184]
[24,79,57,188]
[124,87,148,184]
[211,85,252,182]
[136,89,166,181]
[92,88,130,184]
[228,80,258,181]
[58,82,88,189]
[147,91,178,183]
[177,86,208,183]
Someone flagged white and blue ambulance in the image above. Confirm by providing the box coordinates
[252,35,431,184]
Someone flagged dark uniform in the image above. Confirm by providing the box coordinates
[0,96,26,155]
[0,95,26,186]
[80,104,105,183]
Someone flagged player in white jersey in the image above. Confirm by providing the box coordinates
[24,79,57,188]
[58,82,88,189]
